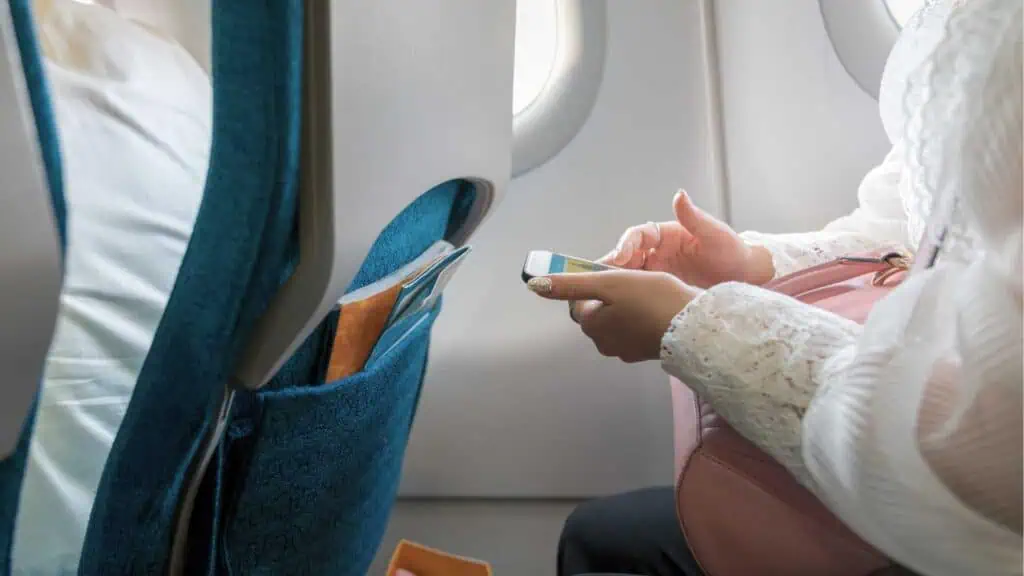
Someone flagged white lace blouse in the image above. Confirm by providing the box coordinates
[659,1,1023,574]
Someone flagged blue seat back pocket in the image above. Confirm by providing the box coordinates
[213,178,475,576]
[220,301,441,575]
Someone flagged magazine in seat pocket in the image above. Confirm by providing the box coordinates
[326,242,470,380]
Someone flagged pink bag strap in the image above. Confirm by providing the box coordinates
[764,252,911,297]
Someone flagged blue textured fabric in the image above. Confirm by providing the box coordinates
[80,0,476,573]
[219,180,470,576]
[0,409,37,576]
[220,304,442,576]
[79,1,306,572]
[0,2,66,574]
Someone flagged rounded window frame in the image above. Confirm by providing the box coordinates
[819,0,901,100]
[512,0,607,177]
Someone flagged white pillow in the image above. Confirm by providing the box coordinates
[13,1,210,573]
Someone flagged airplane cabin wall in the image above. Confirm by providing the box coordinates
[373,0,892,573]
[400,0,703,500]
[717,0,890,233]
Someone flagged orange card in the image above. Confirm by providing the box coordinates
[385,539,492,576]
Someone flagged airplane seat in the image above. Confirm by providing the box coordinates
[59,1,511,575]
[0,0,65,572]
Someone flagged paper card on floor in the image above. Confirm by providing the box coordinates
[386,539,492,576]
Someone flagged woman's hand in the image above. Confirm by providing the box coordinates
[527,270,702,363]
[603,189,774,288]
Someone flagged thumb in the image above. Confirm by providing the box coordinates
[673,189,715,235]
[395,571,416,576]
[527,271,621,302]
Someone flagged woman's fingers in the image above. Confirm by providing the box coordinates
[395,571,416,576]
[607,221,672,267]
[604,190,713,269]
[569,299,603,323]
[527,271,626,302]
[596,248,619,265]
[605,227,641,266]
[672,189,717,244]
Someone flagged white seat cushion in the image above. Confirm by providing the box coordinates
[13,1,210,572]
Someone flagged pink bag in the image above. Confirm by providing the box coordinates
[670,252,910,576]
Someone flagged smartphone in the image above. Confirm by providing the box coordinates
[522,250,613,282]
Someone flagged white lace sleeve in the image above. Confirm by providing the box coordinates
[659,281,861,487]
[740,145,911,277]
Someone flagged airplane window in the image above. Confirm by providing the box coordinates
[884,0,927,27]
[819,0,902,100]
[513,0,558,116]
[511,0,606,176]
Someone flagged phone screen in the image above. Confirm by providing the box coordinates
[548,253,610,274]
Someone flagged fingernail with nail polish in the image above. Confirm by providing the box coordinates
[527,277,552,294]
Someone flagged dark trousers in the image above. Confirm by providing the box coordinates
[557,487,704,576]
